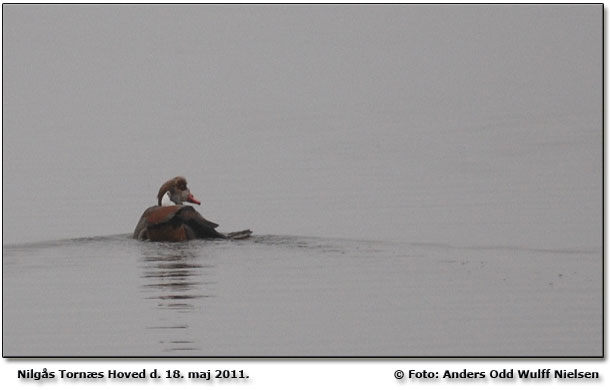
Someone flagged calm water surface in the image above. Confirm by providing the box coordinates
[3,234,601,357]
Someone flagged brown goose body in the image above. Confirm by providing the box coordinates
[133,177,252,242]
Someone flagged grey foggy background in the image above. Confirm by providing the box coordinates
[2,4,602,249]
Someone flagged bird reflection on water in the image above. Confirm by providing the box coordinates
[138,242,216,353]
[2,233,602,356]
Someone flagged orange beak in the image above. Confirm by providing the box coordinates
[186,193,201,205]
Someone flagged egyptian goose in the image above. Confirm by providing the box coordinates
[133,177,252,241]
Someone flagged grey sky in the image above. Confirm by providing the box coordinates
[2,4,602,247]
